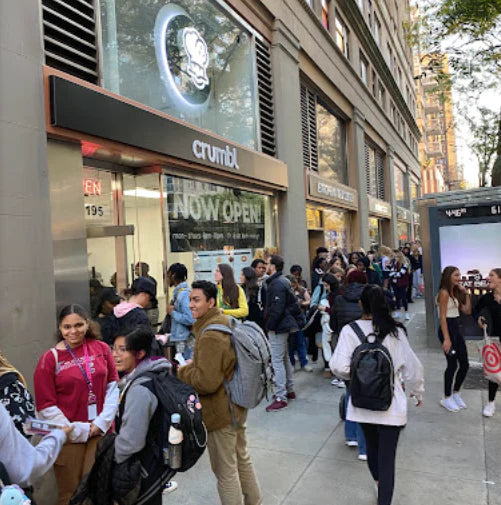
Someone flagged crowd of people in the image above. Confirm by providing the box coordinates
[1,243,500,505]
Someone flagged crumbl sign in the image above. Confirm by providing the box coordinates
[192,140,240,170]
[317,182,355,203]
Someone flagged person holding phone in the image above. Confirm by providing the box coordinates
[476,268,501,417]
[436,266,471,412]
[34,304,119,505]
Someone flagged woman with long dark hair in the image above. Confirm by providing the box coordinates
[436,266,471,412]
[331,285,424,505]
[214,263,249,319]
[477,268,501,417]
[34,304,119,505]
[241,266,265,329]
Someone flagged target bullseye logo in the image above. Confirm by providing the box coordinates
[482,342,501,375]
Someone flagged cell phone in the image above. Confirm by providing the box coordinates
[175,352,187,367]
[24,418,65,436]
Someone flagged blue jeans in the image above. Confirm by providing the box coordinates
[288,330,308,368]
[345,387,367,456]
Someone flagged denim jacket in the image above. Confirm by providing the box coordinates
[170,282,194,342]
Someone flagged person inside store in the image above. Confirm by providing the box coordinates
[476,268,501,417]
[214,263,249,320]
[330,285,424,505]
[33,304,119,505]
[135,262,159,327]
[241,266,266,330]
[436,266,471,412]
[93,287,122,345]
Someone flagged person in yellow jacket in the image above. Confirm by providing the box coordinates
[214,263,249,319]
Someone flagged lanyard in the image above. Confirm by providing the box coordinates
[64,340,96,403]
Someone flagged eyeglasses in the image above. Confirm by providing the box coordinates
[111,345,127,354]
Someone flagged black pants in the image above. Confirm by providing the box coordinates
[489,381,498,402]
[438,318,469,397]
[394,286,408,312]
[360,424,401,505]
[406,272,414,302]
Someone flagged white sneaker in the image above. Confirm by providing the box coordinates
[301,365,313,372]
[163,481,178,494]
[346,440,358,447]
[392,311,401,319]
[440,397,460,412]
[452,392,467,409]
[337,379,346,388]
[331,378,340,386]
[358,454,367,461]
[405,313,411,321]
[483,402,496,417]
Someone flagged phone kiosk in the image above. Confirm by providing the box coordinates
[417,187,501,347]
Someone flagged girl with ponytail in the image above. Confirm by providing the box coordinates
[330,285,424,505]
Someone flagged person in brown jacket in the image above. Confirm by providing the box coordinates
[178,280,261,505]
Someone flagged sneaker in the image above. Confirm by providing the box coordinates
[483,402,496,417]
[163,481,178,494]
[301,365,313,372]
[405,313,411,321]
[452,392,467,409]
[440,397,460,412]
[392,311,401,319]
[337,379,346,388]
[266,398,288,412]
[331,378,340,386]
[358,454,367,461]
[286,391,296,400]
[345,440,358,447]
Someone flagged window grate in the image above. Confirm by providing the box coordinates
[41,0,98,83]
[365,142,385,200]
[255,39,276,157]
[300,83,318,171]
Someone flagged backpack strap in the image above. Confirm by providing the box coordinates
[349,322,367,344]
[201,323,233,336]
[51,347,61,374]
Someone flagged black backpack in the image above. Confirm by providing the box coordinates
[349,322,394,411]
[119,371,207,473]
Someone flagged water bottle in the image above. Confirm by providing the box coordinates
[167,413,183,470]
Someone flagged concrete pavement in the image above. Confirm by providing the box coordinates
[171,299,501,505]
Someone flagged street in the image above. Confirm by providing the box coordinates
[172,300,501,505]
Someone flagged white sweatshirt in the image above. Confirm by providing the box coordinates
[0,403,66,487]
[330,319,424,426]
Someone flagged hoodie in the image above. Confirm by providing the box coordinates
[114,358,171,464]
[330,282,366,334]
[111,302,150,335]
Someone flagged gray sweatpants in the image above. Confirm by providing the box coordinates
[268,330,294,401]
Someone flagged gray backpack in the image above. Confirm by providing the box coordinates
[202,318,273,410]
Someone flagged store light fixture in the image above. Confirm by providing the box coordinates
[123,188,167,199]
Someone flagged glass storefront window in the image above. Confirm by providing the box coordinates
[324,208,348,254]
[398,221,410,246]
[306,207,323,230]
[83,168,115,226]
[395,168,408,208]
[410,180,419,211]
[162,175,276,282]
[369,217,380,248]
[100,0,258,149]
[316,101,347,184]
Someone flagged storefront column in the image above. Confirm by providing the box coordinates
[384,145,399,248]
[0,1,56,385]
[353,107,370,250]
[271,20,310,276]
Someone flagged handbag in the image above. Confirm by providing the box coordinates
[481,327,501,385]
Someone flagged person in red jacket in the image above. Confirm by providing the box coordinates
[34,304,119,505]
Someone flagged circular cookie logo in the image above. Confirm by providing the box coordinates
[154,4,211,110]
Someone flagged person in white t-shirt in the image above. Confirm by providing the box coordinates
[330,285,424,505]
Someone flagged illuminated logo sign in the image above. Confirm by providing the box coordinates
[192,140,240,170]
[83,178,102,196]
[154,4,211,111]
[317,182,355,203]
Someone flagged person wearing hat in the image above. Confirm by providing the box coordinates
[94,288,122,345]
[112,277,157,334]
[135,262,159,327]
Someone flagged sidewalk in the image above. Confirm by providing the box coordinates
[172,299,501,505]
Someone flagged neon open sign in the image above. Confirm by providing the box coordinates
[83,179,102,196]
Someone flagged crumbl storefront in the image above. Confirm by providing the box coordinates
[44,0,286,316]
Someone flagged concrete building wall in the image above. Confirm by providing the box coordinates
[0,0,56,387]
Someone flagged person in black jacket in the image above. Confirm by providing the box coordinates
[265,255,299,412]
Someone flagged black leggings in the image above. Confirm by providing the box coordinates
[489,381,498,402]
[394,286,408,312]
[360,424,401,505]
[438,318,469,397]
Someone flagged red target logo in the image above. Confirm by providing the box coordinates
[482,343,501,374]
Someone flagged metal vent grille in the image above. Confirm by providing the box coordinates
[376,150,385,200]
[41,0,98,84]
[255,39,276,157]
[301,83,318,171]
[365,142,385,200]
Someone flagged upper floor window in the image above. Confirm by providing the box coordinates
[305,0,314,6]
[367,0,373,28]
[386,43,393,68]
[374,15,381,45]
[397,67,402,88]
[372,70,377,96]
[360,52,368,86]
[378,81,386,109]
[335,14,349,58]
[356,0,364,13]
[322,0,330,30]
